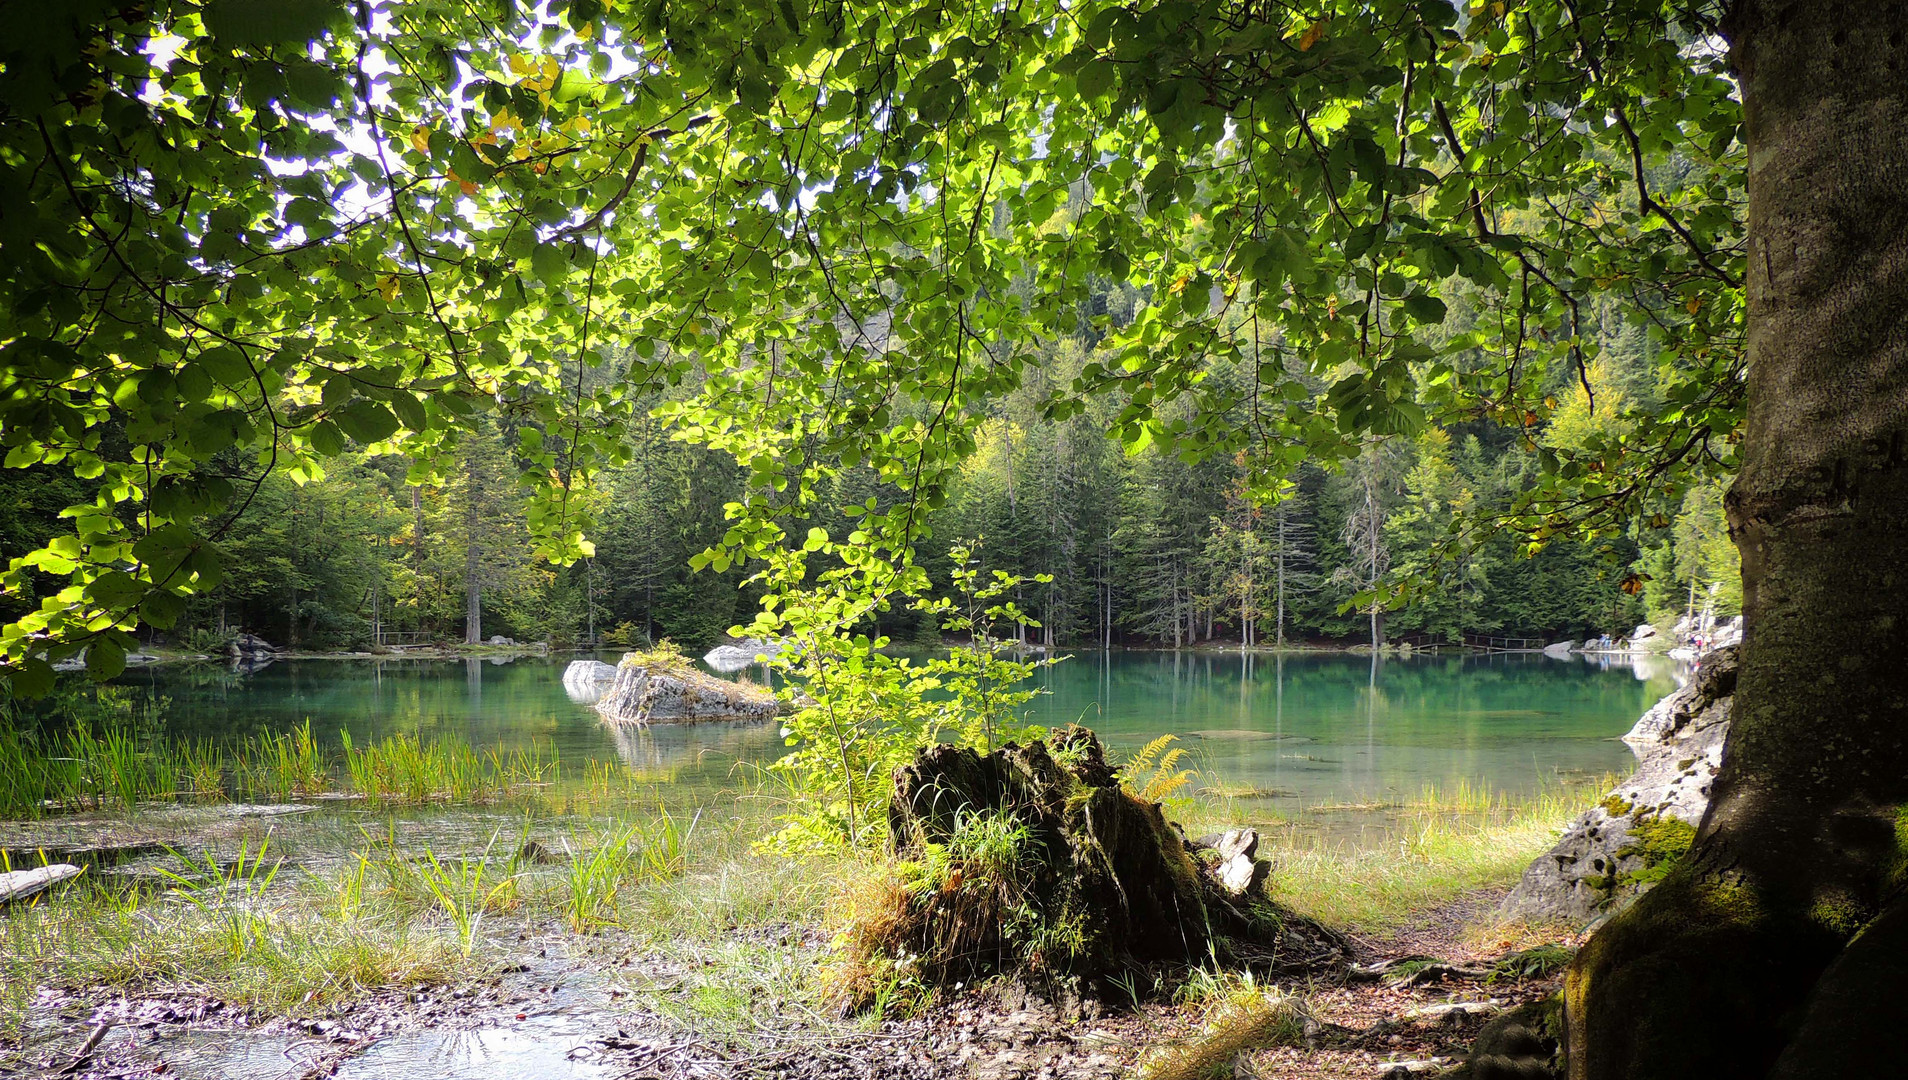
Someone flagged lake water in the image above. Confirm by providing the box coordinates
[64,649,1681,814]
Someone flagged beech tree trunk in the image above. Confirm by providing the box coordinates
[1566,5,1908,1077]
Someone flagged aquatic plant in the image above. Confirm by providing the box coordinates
[340,730,559,803]
[154,838,284,958]
[411,835,520,956]
[232,721,329,800]
[563,825,636,932]
[69,724,157,808]
[176,738,225,800]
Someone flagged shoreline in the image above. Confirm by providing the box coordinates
[89,637,1658,671]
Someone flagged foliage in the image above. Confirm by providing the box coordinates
[912,541,1056,752]
[0,0,1747,693]
[752,538,1054,852]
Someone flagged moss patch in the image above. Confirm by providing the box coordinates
[1613,816,1696,889]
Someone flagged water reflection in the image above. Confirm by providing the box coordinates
[34,649,1683,813]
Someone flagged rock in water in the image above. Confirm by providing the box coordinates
[593,651,778,725]
[865,727,1344,997]
[702,637,783,672]
[561,659,618,703]
[0,863,83,905]
[1542,640,1576,658]
[228,632,277,672]
[1501,647,1736,922]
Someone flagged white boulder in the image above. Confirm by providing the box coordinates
[702,637,784,673]
[561,659,618,703]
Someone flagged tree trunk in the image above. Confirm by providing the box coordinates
[1276,502,1287,648]
[1566,6,1908,1078]
[464,466,483,645]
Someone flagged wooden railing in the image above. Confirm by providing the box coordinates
[374,630,438,646]
[1463,634,1550,652]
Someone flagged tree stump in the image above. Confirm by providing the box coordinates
[854,726,1342,999]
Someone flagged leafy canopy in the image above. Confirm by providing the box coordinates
[0,0,1743,689]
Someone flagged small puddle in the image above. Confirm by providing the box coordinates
[332,1011,619,1080]
[137,1030,316,1080]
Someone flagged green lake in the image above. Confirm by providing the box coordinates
[59,649,1681,813]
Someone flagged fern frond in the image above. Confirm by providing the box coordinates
[1141,769,1194,801]
[1130,734,1176,773]
[1122,735,1196,802]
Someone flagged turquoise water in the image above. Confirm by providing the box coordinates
[59,649,1678,812]
[1023,650,1680,806]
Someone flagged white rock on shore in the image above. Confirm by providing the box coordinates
[1501,646,1737,922]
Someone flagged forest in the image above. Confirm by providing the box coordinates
[3,1,1901,1079]
[0,279,1738,654]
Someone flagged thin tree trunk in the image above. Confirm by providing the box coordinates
[1276,501,1287,648]
[1368,485,1382,650]
[464,467,482,645]
[1568,7,1908,1077]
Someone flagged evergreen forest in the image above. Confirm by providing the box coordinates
[2,279,1738,654]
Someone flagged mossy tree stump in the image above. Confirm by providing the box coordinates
[848,726,1341,1000]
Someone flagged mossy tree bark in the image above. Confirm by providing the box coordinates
[1565,3,1908,1077]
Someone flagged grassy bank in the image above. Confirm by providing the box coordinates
[1256,782,1599,933]
[0,765,1592,1047]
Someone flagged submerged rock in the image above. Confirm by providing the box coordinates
[593,651,778,725]
[561,659,618,704]
[0,863,83,905]
[1501,647,1736,922]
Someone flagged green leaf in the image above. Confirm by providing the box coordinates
[1076,61,1114,101]
[531,243,569,284]
[335,400,399,443]
[309,420,346,457]
[1401,293,1448,324]
[1344,222,1383,261]
[7,657,55,698]
[88,637,127,681]
[204,0,344,46]
[390,392,427,432]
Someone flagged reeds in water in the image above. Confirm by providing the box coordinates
[339,731,559,803]
[0,722,562,817]
[234,721,329,800]
[0,725,173,817]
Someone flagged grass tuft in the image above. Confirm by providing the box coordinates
[1138,984,1310,1080]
